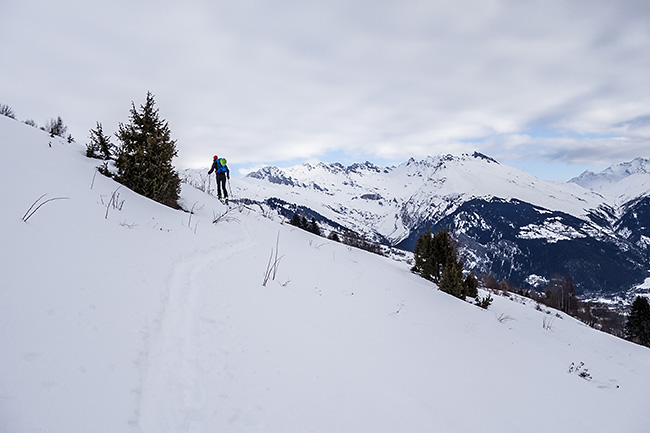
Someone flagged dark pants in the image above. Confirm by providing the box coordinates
[216,174,228,198]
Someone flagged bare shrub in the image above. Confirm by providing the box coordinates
[262,232,283,287]
[542,315,555,330]
[568,362,592,381]
[22,194,69,222]
[103,187,125,219]
[475,293,493,309]
[496,313,514,323]
[212,207,239,224]
[0,103,16,119]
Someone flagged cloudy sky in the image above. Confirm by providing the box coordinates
[2,0,649,178]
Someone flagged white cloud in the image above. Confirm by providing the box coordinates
[1,0,649,176]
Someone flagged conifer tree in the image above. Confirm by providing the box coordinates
[412,228,433,279]
[114,92,181,208]
[412,226,478,299]
[290,212,302,228]
[431,227,456,282]
[309,217,321,236]
[439,258,464,297]
[625,296,650,347]
[413,227,456,283]
[44,116,67,138]
[86,122,112,160]
[462,271,479,298]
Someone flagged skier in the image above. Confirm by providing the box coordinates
[208,155,230,204]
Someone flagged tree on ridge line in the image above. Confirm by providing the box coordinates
[114,91,181,209]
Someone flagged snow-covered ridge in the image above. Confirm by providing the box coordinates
[570,157,650,203]
[237,152,611,245]
[245,152,610,215]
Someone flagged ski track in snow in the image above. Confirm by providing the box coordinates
[133,219,257,432]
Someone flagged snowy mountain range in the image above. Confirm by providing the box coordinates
[570,157,650,201]
[2,115,650,432]
[183,153,650,300]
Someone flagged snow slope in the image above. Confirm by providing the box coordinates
[1,115,650,432]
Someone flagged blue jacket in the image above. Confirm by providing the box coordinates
[209,158,230,178]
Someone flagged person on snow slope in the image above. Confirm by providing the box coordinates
[208,155,230,203]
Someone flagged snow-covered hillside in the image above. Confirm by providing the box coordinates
[1,115,650,432]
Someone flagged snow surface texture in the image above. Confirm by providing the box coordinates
[1,115,650,432]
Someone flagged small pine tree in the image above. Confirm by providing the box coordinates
[438,258,464,297]
[328,231,340,242]
[309,217,321,236]
[476,293,493,309]
[86,122,112,160]
[44,116,67,138]
[413,227,476,299]
[290,212,302,228]
[412,228,434,279]
[431,227,457,283]
[462,271,479,298]
[114,92,181,208]
[625,296,650,347]
[412,227,456,283]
